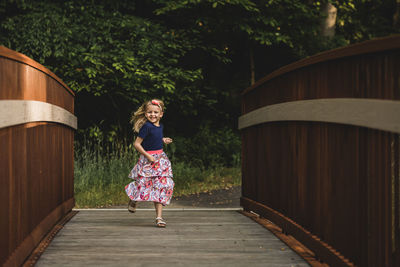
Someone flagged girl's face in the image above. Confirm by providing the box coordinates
[145,104,163,125]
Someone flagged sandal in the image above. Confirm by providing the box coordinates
[128,200,136,213]
[155,217,166,228]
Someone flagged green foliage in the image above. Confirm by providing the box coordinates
[166,125,241,168]
[0,0,202,104]
[172,162,241,196]
[154,0,399,58]
[333,0,399,43]
[74,139,240,208]
[1,0,398,183]
[153,0,333,58]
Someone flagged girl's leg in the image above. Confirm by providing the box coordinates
[154,202,163,218]
[154,202,166,227]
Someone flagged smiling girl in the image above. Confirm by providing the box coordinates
[125,99,174,227]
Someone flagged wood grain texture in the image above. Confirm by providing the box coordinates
[0,53,74,113]
[35,210,309,267]
[5,199,75,267]
[0,46,74,96]
[242,34,400,96]
[1,124,75,267]
[241,197,355,267]
[240,210,329,267]
[242,46,400,115]
[240,35,400,267]
[0,47,75,267]
[23,211,79,267]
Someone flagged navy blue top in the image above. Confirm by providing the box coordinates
[138,121,163,151]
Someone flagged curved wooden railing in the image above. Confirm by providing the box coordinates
[240,35,400,267]
[0,46,77,267]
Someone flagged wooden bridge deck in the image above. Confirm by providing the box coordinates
[35,209,309,267]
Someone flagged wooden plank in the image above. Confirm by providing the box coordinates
[0,56,74,113]
[241,197,355,267]
[0,47,75,266]
[0,46,74,96]
[242,35,400,95]
[35,210,310,266]
[240,37,400,266]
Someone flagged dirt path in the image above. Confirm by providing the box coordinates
[110,186,241,209]
[170,186,241,208]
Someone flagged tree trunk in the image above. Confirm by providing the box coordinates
[394,0,400,27]
[249,46,255,85]
[321,2,337,37]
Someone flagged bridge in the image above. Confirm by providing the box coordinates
[1,35,400,266]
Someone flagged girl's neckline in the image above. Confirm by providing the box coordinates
[148,121,161,127]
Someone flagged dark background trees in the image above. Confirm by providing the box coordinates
[1,0,398,167]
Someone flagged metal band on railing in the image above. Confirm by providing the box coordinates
[239,98,400,134]
[0,100,77,129]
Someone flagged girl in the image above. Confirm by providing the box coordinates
[125,99,174,228]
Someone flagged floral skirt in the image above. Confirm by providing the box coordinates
[125,150,174,205]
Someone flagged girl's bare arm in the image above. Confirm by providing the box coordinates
[134,137,155,162]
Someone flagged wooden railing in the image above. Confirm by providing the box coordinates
[0,46,77,267]
[239,35,400,267]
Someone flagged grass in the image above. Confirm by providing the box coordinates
[74,141,241,208]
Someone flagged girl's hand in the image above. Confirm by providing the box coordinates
[163,137,173,144]
[147,155,155,163]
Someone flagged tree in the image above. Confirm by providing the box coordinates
[332,0,399,43]
[152,0,327,82]
[395,0,400,27]
[1,0,398,140]
[0,0,205,135]
[321,2,338,37]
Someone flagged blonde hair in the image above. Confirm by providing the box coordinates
[130,99,165,133]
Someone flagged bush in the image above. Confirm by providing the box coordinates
[74,136,241,208]
[165,125,241,168]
